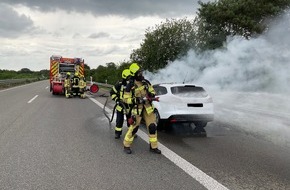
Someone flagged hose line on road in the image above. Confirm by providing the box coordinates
[103,96,130,130]
[103,96,116,129]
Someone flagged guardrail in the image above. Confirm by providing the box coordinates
[94,82,113,88]
[86,81,113,89]
[0,78,113,91]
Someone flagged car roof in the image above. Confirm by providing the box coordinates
[153,83,202,88]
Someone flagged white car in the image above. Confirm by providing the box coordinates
[152,83,214,132]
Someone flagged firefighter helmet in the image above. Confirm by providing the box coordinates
[129,63,140,75]
[122,69,131,79]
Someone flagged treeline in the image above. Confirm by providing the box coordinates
[0,68,49,80]
[91,0,290,84]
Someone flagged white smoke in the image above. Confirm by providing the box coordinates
[145,10,290,148]
[146,10,290,94]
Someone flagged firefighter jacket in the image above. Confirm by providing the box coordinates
[64,77,71,88]
[123,79,156,116]
[72,76,80,88]
[110,80,129,113]
[79,77,86,90]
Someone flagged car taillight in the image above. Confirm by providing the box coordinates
[170,118,177,123]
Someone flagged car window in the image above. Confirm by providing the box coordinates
[170,86,208,98]
[153,86,167,95]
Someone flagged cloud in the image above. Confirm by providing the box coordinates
[84,45,123,56]
[0,0,212,71]
[1,0,208,18]
[0,3,34,38]
[88,32,110,39]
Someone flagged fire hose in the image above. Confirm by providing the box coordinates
[103,97,116,129]
[103,97,128,129]
[103,95,160,127]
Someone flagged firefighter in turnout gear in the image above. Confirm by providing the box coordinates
[110,69,132,139]
[64,72,72,98]
[123,63,161,154]
[72,72,80,96]
[79,74,86,98]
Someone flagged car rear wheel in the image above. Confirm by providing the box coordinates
[193,121,207,137]
[154,109,164,130]
[194,121,207,128]
[154,109,159,123]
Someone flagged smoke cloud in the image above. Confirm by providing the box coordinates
[145,10,290,148]
[146,10,290,94]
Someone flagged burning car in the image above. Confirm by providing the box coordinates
[152,83,214,134]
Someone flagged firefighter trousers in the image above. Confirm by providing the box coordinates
[123,109,158,149]
[65,87,71,97]
[115,110,131,135]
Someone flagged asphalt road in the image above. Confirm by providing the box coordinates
[0,80,290,190]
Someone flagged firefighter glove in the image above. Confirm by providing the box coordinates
[128,115,136,125]
[135,97,144,104]
[147,92,155,98]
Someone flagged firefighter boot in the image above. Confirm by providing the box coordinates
[124,147,132,154]
[149,145,161,154]
[115,132,121,139]
[115,129,122,139]
[80,93,86,99]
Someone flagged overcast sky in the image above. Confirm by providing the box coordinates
[0,0,212,71]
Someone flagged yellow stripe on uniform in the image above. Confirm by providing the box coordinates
[149,137,157,143]
[116,105,123,112]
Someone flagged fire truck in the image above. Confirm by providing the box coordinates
[49,55,98,96]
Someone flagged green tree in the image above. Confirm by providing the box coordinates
[130,18,196,72]
[19,68,32,73]
[84,63,91,80]
[90,61,132,85]
[195,0,290,50]
[91,62,118,84]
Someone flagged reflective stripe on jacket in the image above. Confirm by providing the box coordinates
[124,80,155,115]
[110,81,128,113]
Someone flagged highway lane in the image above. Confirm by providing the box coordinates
[1,81,290,189]
[0,81,206,190]
[157,123,290,189]
[96,86,290,190]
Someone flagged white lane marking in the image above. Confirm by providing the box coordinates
[28,95,38,103]
[45,86,49,89]
[89,98,112,113]
[89,97,229,190]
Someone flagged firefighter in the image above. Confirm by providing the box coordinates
[64,72,72,98]
[123,63,161,154]
[79,74,86,98]
[72,72,80,96]
[110,69,132,139]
